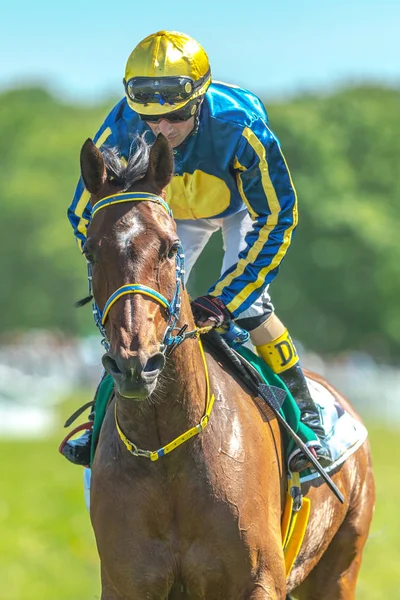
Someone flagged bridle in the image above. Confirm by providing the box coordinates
[87,191,187,353]
[86,190,215,461]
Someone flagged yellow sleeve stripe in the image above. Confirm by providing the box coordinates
[227,198,297,314]
[233,156,258,221]
[210,126,298,315]
[76,189,91,244]
[74,127,112,247]
[210,126,281,299]
[243,126,282,222]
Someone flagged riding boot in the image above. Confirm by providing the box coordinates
[251,322,332,472]
[60,372,107,466]
[60,408,94,467]
[278,363,332,470]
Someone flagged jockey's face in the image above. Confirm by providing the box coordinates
[146,116,195,148]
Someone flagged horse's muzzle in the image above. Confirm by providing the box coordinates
[102,351,165,399]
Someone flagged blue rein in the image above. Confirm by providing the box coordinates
[86,192,185,352]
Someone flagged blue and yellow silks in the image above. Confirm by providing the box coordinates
[68,82,297,318]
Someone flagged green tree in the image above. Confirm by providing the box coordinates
[267,86,400,361]
[0,88,113,335]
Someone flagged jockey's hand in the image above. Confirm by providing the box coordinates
[191,295,232,328]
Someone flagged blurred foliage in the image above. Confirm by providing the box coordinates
[0,391,397,598]
[269,86,400,362]
[0,85,399,359]
[0,87,114,336]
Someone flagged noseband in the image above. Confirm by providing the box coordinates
[87,192,185,352]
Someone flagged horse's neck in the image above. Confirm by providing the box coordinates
[115,335,207,450]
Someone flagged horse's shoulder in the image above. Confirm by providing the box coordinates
[205,347,281,442]
[205,347,253,397]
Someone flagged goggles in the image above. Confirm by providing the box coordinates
[138,98,202,123]
[124,70,211,106]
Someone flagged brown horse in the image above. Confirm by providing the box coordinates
[80,133,375,599]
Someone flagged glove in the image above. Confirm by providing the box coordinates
[191,295,232,327]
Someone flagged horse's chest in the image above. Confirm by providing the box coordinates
[114,536,249,599]
[92,404,280,598]
[93,472,254,598]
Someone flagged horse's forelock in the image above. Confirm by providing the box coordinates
[102,134,151,191]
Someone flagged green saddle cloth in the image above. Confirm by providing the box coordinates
[90,346,317,467]
[90,375,114,466]
[235,346,317,457]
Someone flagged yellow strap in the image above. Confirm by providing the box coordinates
[283,473,301,550]
[284,496,310,576]
[115,336,215,460]
[281,491,294,548]
[282,472,311,576]
[102,288,169,325]
[91,192,169,219]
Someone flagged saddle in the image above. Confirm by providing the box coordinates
[203,331,367,478]
[202,330,319,464]
[202,329,267,389]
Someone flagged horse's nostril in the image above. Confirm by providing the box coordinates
[102,351,164,384]
[102,354,121,376]
[143,353,165,376]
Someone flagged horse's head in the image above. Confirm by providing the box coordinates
[80,134,189,399]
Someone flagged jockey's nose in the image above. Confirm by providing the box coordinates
[156,119,174,136]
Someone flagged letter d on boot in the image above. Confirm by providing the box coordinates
[256,329,299,374]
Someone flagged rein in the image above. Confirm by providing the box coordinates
[115,336,215,460]
[87,191,215,460]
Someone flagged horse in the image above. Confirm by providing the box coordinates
[79,133,375,599]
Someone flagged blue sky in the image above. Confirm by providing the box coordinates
[2,0,399,104]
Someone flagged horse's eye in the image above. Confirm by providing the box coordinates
[83,251,94,264]
[167,242,180,259]
[82,243,95,264]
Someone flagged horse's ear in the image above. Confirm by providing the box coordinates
[146,133,174,191]
[80,139,107,197]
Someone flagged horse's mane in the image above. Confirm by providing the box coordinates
[102,134,151,191]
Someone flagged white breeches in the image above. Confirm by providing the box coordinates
[176,208,273,322]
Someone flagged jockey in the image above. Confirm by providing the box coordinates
[64,30,332,472]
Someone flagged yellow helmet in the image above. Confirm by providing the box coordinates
[123,31,211,117]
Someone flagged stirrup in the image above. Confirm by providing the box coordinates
[288,441,332,473]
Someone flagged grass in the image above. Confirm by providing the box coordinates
[0,393,398,599]
[355,424,400,598]
[0,394,99,600]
